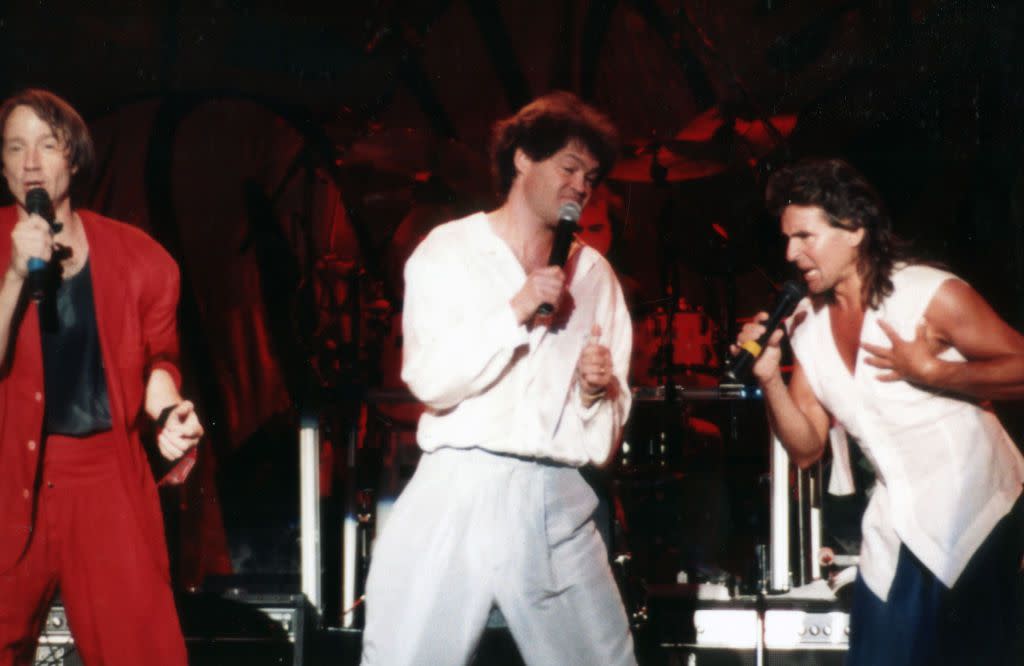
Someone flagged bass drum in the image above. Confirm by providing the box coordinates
[631,305,719,387]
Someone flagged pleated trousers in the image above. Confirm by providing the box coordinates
[361,446,636,666]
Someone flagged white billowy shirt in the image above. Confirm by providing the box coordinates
[787,263,1024,600]
[400,212,633,467]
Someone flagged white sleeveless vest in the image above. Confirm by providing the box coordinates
[788,264,1024,599]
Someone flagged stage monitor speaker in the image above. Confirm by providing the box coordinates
[645,585,849,666]
[35,592,311,666]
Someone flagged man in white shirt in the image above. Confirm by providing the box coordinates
[360,92,636,666]
[736,158,1024,665]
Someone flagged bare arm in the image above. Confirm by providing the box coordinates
[737,316,831,468]
[863,279,1024,400]
[762,358,831,468]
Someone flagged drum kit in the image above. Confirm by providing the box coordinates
[615,288,774,595]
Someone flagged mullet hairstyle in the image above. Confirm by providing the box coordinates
[765,158,911,309]
[490,91,619,200]
[0,88,95,205]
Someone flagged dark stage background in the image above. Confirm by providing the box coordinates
[1,0,1022,638]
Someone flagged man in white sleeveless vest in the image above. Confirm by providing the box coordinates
[736,158,1024,665]
[360,92,636,666]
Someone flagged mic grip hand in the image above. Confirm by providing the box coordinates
[723,280,806,384]
[26,257,47,302]
[723,345,759,384]
[530,205,581,321]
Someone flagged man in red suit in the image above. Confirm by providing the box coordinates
[0,89,203,666]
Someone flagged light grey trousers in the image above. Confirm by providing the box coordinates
[360,447,637,666]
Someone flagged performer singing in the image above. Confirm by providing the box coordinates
[360,92,636,665]
[0,89,202,666]
[736,158,1024,665]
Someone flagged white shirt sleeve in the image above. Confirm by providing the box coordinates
[400,234,529,411]
[566,268,633,467]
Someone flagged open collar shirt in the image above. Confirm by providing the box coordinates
[788,263,1024,600]
[400,212,632,467]
[0,206,182,575]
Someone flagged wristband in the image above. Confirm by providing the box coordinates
[155,403,180,430]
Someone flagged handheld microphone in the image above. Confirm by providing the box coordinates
[25,188,59,302]
[723,280,807,383]
[537,201,581,316]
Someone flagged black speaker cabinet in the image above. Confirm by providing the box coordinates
[35,592,311,666]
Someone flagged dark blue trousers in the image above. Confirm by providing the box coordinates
[847,494,1024,666]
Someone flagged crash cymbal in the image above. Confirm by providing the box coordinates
[609,144,728,183]
[669,107,798,164]
[611,108,798,183]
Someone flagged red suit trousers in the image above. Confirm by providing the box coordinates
[0,432,187,666]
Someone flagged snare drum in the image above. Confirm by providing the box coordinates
[631,305,719,386]
[670,309,718,369]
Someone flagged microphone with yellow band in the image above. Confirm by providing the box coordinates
[723,280,806,384]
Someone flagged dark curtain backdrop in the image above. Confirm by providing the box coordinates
[0,0,1020,586]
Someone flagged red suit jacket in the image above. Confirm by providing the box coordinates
[0,206,183,576]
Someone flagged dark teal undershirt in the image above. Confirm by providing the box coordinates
[39,260,113,436]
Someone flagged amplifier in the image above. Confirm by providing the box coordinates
[34,602,79,665]
[645,585,849,665]
[693,604,849,649]
[35,592,311,666]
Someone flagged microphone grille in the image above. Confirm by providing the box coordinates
[781,279,807,299]
[26,187,52,216]
[558,201,582,223]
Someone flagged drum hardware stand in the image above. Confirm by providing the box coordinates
[351,487,376,627]
[341,414,361,628]
[769,436,791,592]
[612,552,648,631]
[800,461,824,585]
[311,260,379,629]
[794,459,811,581]
[299,408,323,621]
[767,434,826,592]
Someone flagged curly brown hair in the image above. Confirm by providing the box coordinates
[765,158,911,309]
[490,91,619,200]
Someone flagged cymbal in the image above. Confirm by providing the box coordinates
[610,108,798,183]
[671,107,798,164]
[340,127,489,194]
[609,144,728,183]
